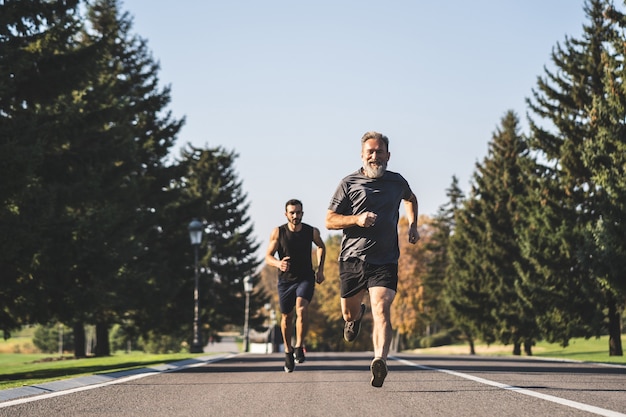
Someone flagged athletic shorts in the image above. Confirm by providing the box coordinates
[339,258,398,298]
[278,277,315,314]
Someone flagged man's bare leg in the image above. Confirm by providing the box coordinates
[281,310,296,372]
[294,297,309,348]
[281,311,294,352]
[368,286,396,359]
[342,289,366,342]
[341,289,366,322]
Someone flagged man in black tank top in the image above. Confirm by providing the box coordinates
[265,199,326,373]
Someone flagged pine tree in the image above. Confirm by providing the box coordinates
[483,111,542,354]
[525,0,619,354]
[147,145,261,348]
[4,0,185,355]
[514,157,605,346]
[446,186,499,348]
[447,111,540,354]
[423,176,463,337]
[0,0,101,337]
[76,0,184,355]
[580,3,626,355]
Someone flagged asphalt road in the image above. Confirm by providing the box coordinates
[1,351,625,416]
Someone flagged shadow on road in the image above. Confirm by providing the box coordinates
[180,353,408,374]
[176,351,626,379]
[394,353,626,375]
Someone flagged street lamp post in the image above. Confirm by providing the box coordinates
[243,276,253,353]
[269,308,276,353]
[188,219,204,354]
[264,303,271,354]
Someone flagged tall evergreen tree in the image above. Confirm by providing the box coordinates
[144,145,261,348]
[448,111,540,355]
[580,3,626,355]
[1,0,184,355]
[0,0,101,337]
[183,146,261,338]
[525,0,619,354]
[446,183,498,348]
[78,0,184,356]
[514,155,605,346]
[479,111,541,354]
[69,0,195,355]
[423,176,463,337]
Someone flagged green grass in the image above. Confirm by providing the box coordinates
[533,336,626,364]
[0,352,206,390]
[413,335,626,365]
[1,336,624,392]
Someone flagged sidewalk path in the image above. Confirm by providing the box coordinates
[203,336,240,353]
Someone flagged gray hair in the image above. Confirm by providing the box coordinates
[361,131,389,151]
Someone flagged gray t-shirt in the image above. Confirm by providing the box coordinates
[328,169,413,265]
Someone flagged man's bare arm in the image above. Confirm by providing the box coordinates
[325,209,377,230]
[264,227,281,268]
[313,227,326,283]
[265,227,291,271]
[404,192,420,244]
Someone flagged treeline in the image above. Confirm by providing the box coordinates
[434,0,625,356]
[1,0,264,356]
[413,0,625,357]
[259,0,625,357]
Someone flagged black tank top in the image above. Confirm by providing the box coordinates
[277,223,315,281]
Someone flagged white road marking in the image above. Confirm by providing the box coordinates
[0,372,159,408]
[0,354,236,409]
[393,357,626,417]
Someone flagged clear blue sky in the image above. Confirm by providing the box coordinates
[121,0,588,258]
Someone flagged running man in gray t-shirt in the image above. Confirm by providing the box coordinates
[326,131,420,388]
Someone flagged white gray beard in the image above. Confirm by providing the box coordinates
[363,161,387,178]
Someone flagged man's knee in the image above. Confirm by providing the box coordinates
[370,288,394,315]
[295,298,309,311]
[296,304,309,318]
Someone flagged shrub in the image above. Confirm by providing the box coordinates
[32,323,74,353]
[139,331,185,354]
[419,331,454,348]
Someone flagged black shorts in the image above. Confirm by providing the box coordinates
[277,277,315,314]
[339,258,398,298]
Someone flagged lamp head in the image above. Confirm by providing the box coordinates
[188,219,203,245]
[243,275,253,293]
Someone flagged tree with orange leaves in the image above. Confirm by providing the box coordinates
[391,215,432,351]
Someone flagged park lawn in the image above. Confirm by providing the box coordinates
[533,336,626,364]
[0,352,204,390]
[412,335,626,365]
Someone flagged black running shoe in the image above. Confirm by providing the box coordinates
[294,346,305,363]
[284,349,295,373]
[370,357,388,388]
[343,304,366,342]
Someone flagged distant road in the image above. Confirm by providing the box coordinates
[1,352,625,416]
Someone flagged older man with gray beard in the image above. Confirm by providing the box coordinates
[326,131,420,388]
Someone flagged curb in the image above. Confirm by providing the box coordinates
[0,353,235,404]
